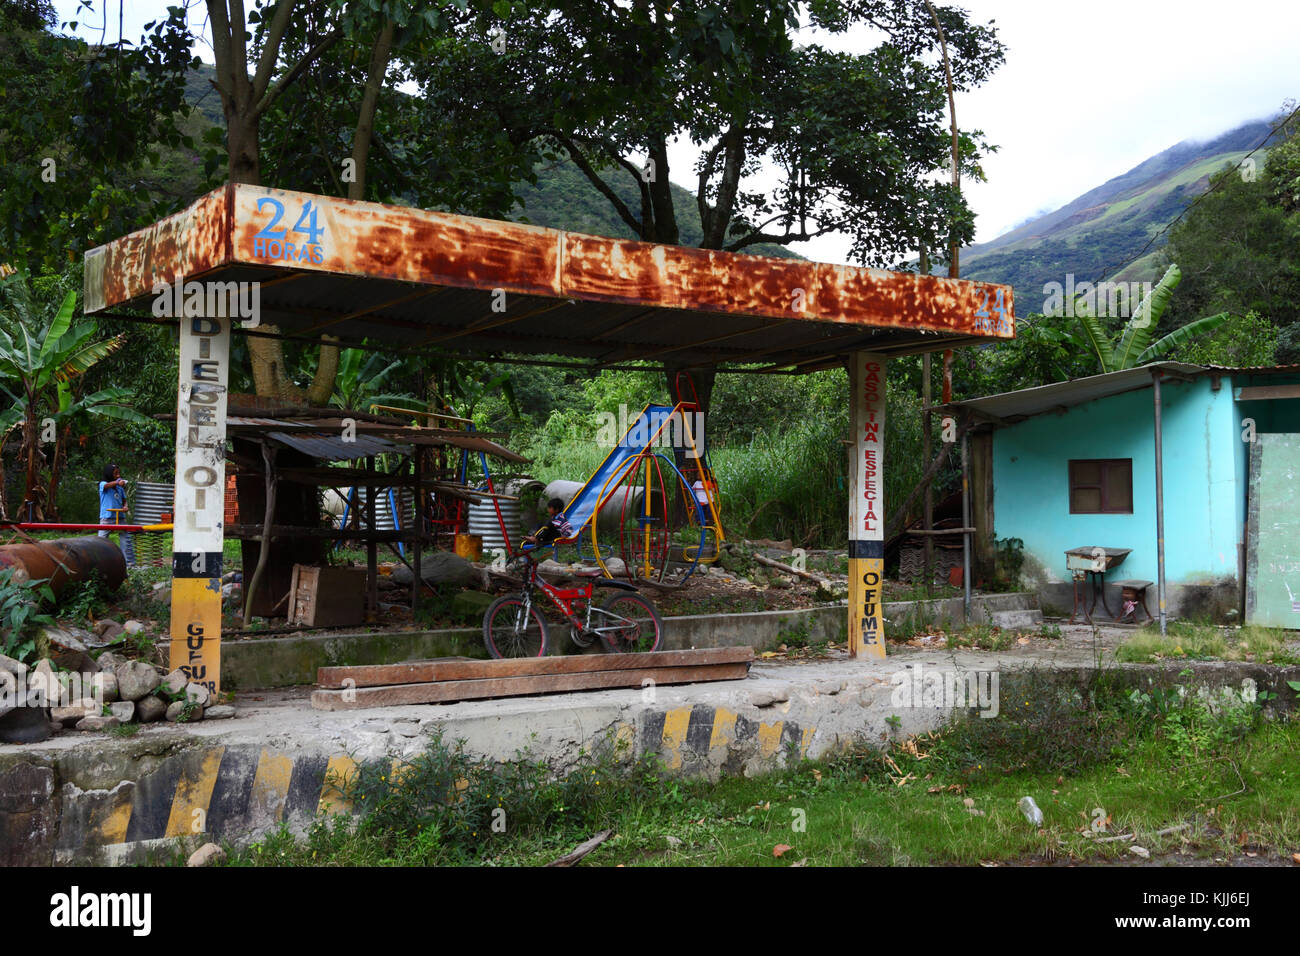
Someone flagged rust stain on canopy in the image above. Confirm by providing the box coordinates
[85,184,1013,370]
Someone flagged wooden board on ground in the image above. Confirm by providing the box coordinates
[316,646,755,689]
[311,661,752,710]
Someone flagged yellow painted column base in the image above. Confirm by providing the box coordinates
[848,556,886,659]
[170,576,222,695]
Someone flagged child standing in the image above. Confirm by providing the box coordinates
[97,463,135,567]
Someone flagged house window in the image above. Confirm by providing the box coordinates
[1069,459,1133,514]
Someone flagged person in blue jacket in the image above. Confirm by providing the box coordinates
[97,463,135,566]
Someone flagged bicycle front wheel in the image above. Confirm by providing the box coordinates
[596,593,663,653]
[483,594,550,659]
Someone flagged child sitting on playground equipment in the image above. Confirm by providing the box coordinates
[522,498,575,548]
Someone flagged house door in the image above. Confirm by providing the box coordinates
[1246,433,1300,627]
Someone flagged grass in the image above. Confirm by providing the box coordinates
[203,669,1299,868]
[1117,621,1300,665]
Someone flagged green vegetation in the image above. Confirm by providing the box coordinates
[0,566,55,664]
[1074,265,1230,374]
[208,670,1298,867]
[1117,622,1298,665]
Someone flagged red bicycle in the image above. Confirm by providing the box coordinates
[482,549,664,658]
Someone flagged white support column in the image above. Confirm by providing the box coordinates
[169,298,231,695]
[848,352,887,659]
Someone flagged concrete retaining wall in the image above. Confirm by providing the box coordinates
[7,652,1294,866]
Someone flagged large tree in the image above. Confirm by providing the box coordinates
[0,1,197,273]
[1165,111,1300,340]
[409,0,1003,405]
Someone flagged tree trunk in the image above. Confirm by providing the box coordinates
[21,409,44,521]
[348,19,395,203]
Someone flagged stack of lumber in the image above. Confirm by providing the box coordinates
[312,647,754,711]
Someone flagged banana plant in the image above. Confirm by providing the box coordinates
[0,274,151,520]
[1075,264,1231,373]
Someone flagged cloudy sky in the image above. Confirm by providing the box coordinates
[53,0,1300,265]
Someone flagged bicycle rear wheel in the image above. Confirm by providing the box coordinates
[483,594,550,659]
[596,593,663,653]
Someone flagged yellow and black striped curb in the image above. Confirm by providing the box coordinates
[2,706,814,865]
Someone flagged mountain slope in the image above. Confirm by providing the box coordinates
[961,120,1274,314]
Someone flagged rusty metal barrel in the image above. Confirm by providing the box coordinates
[0,536,128,598]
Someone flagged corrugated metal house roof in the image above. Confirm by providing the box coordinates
[943,362,1300,425]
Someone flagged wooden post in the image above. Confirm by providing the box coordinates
[366,455,378,619]
[242,442,276,627]
[848,351,887,659]
[922,351,934,592]
[411,448,422,614]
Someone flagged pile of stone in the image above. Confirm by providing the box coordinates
[0,641,236,744]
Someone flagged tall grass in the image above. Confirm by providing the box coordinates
[713,387,929,548]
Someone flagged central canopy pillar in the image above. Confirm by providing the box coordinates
[169,303,231,694]
[848,351,887,659]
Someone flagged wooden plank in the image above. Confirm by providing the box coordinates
[1238,384,1300,401]
[317,646,755,688]
[311,662,752,710]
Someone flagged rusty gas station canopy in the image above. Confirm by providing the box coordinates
[84,184,1014,371]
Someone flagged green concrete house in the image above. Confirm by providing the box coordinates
[947,363,1300,625]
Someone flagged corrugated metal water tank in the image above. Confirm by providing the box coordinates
[467,479,543,553]
[132,482,174,523]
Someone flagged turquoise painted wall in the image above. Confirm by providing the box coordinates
[992,377,1241,585]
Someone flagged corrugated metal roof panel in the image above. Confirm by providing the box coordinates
[266,431,401,460]
[943,363,1206,423]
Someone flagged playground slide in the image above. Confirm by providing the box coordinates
[557,405,679,539]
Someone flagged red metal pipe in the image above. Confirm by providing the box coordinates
[0,536,128,597]
[0,522,157,533]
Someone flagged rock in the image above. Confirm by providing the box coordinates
[162,668,188,696]
[603,557,626,576]
[28,660,59,707]
[166,700,202,722]
[187,843,226,867]
[40,626,99,671]
[1129,845,1150,859]
[0,653,27,677]
[536,559,569,578]
[115,661,161,702]
[110,701,135,722]
[94,651,125,670]
[185,682,210,707]
[135,695,167,723]
[89,620,125,646]
[153,587,171,605]
[93,670,120,703]
[48,721,63,734]
[391,551,478,587]
[0,703,52,743]
[51,699,100,727]
[204,705,236,720]
[75,715,120,732]
[122,620,146,635]
[665,835,683,847]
